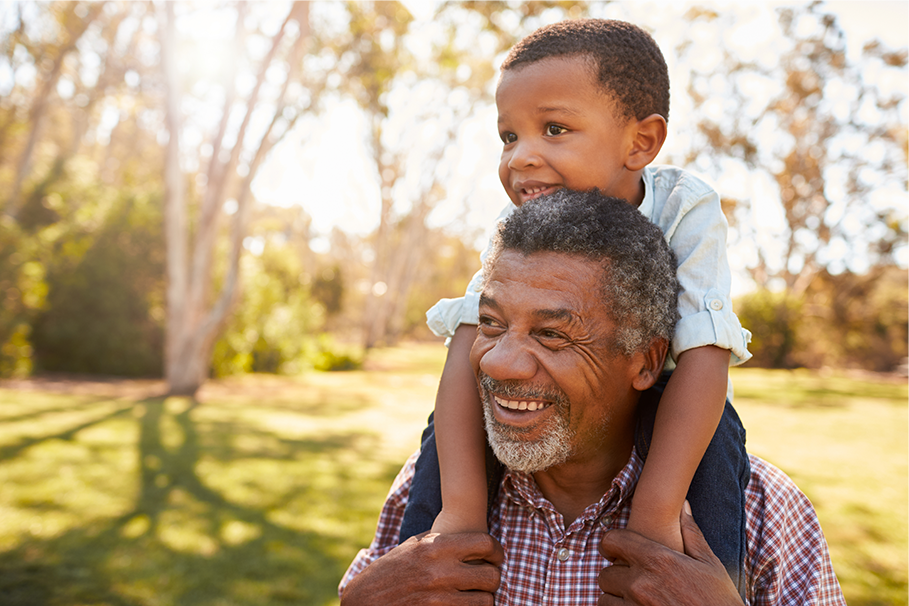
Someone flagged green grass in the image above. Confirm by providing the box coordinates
[731,367,908,606]
[0,345,443,606]
[0,347,905,605]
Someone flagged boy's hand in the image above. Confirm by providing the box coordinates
[431,507,489,535]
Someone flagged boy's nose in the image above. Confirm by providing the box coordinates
[507,139,542,170]
[478,333,538,382]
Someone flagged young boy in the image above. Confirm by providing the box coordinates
[400,18,752,593]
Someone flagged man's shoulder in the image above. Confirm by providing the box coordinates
[745,454,819,524]
[743,455,846,603]
[746,454,813,507]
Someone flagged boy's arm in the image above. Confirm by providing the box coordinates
[627,345,730,551]
[432,323,490,533]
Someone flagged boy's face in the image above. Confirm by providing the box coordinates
[496,56,643,207]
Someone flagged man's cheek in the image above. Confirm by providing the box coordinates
[469,336,494,371]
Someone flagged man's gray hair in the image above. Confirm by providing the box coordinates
[484,189,680,355]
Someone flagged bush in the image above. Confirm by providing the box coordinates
[31,195,165,376]
[211,242,362,376]
[735,289,803,368]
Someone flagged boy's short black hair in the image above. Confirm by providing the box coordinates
[500,19,670,123]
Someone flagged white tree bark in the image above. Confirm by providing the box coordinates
[158,2,310,396]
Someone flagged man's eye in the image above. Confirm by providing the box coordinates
[546,124,567,136]
[501,132,517,144]
[478,315,504,333]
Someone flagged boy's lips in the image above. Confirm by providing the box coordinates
[514,181,560,203]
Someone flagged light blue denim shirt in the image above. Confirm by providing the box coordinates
[426,166,752,397]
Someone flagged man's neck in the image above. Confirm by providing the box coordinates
[532,439,633,526]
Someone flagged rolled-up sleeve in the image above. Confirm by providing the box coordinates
[425,202,516,342]
[425,268,485,339]
[653,172,752,366]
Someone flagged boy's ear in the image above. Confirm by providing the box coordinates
[625,114,667,172]
[630,337,668,392]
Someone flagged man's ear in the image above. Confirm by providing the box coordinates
[631,337,669,391]
[625,114,667,172]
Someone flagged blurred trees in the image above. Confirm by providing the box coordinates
[1,1,158,376]
[677,4,906,291]
[157,2,315,395]
[0,1,905,381]
[32,193,165,375]
[737,266,907,370]
[672,3,907,369]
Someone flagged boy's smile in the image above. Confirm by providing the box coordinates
[496,56,646,207]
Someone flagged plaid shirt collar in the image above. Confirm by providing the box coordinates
[490,450,644,540]
[498,449,644,532]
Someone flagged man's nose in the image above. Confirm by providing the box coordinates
[478,333,538,382]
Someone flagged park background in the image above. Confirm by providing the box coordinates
[0,1,906,604]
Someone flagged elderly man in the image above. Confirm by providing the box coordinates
[339,190,845,605]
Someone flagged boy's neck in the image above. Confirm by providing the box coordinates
[624,171,646,208]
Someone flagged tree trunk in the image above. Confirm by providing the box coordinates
[158,2,310,396]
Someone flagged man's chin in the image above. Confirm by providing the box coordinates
[484,402,573,473]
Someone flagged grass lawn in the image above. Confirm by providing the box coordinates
[0,343,905,605]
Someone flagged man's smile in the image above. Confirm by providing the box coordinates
[493,394,552,412]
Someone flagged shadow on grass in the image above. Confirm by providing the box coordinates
[826,502,909,606]
[0,403,135,460]
[0,394,401,606]
[786,473,908,606]
[733,375,907,410]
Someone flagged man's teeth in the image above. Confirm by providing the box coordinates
[494,395,547,411]
[523,186,546,195]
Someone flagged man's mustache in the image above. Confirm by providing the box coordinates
[477,372,568,407]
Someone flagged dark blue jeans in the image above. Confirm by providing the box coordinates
[399,371,749,597]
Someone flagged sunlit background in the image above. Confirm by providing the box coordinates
[0,2,906,605]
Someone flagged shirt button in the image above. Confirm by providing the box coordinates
[557,547,570,561]
[599,515,614,527]
[709,299,724,311]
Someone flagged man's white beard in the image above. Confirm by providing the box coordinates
[479,374,575,474]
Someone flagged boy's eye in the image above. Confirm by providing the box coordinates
[501,132,517,144]
[546,124,567,136]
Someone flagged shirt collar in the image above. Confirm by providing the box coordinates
[501,449,644,523]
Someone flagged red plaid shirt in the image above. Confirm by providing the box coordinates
[339,451,845,605]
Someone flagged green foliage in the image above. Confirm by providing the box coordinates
[800,267,909,371]
[735,290,803,368]
[31,194,165,376]
[211,242,361,376]
[0,218,47,377]
[310,264,345,318]
[736,267,909,371]
[311,334,363,371]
